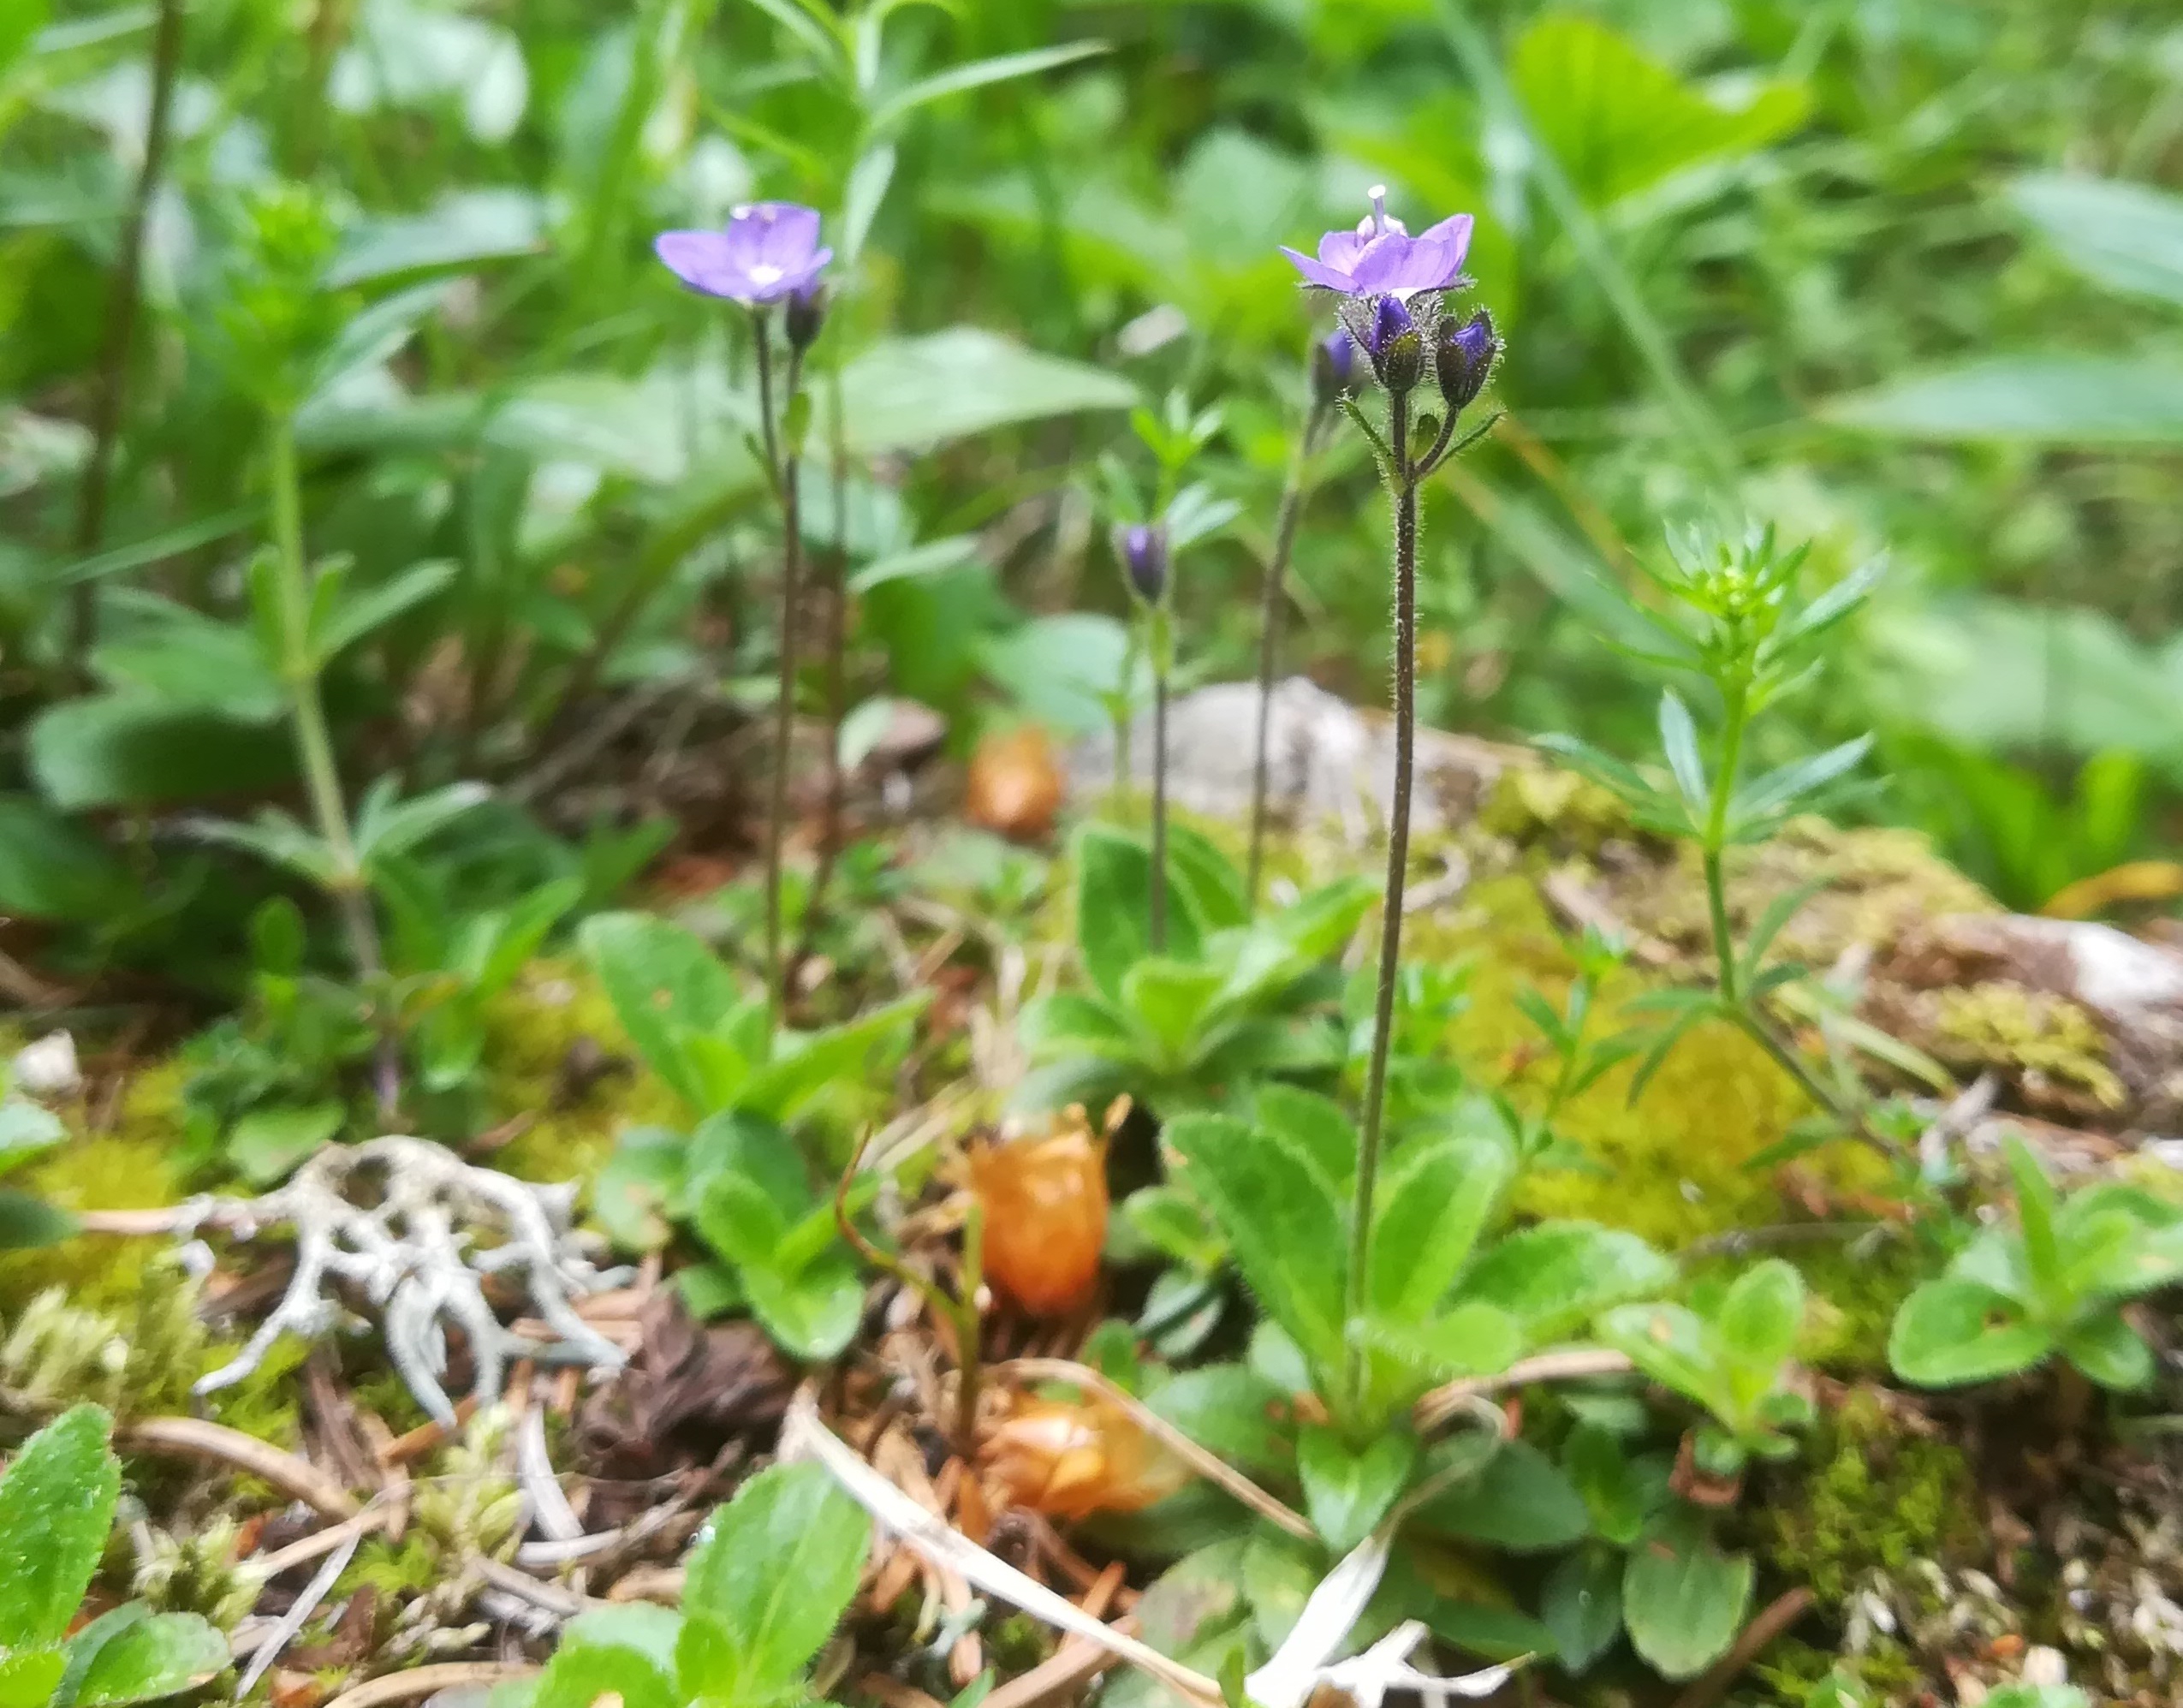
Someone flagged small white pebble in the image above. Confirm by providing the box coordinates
[11,1029,80,1098]
[2021,1646,2067,1687]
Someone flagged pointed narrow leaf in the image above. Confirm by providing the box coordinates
[0,1404,120,1650]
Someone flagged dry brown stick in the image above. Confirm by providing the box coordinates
[377,1396,479,1467]
[323,1662,540,1708]
[121,1417,359,1521]
[996,1358,1313,1541]
[1412,1349,1635,1432]
[1669,1587,1815,1708]
[252,1507,391,1577]
[980,1614,1144,1708]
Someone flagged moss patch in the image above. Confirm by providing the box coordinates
[1758,1389,1981,1613]
[1931,981,2126,1114]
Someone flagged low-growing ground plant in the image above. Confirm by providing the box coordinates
[0,1405,231,1707]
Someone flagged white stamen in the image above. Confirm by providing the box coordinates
[1368,184,1389,233]
[747,263,783,285]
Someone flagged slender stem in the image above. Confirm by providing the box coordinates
[1702,679,1750,1004]
[1348,390,1417,1406]
[68,0,187,666]
[1246,407,1327,912]
[1149,609,1169,954]
[794,355,853,978]
[754,325,806,1032]
[269,418,391,1104]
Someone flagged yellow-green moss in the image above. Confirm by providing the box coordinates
[1419,872,1888,1249]
[0,1064,189,1310]
[1931,982,2125,1112]
[477,959,681,1189]
[1759,1390,1980,1612]
[1475,765,1633,854]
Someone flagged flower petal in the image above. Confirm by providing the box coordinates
[654,229,742,296]
[1347,232,1431,293]
[1414,211,1475,271]
[735,200,825,268]
[1279,247,1355,291]
[1316,228,1373,272]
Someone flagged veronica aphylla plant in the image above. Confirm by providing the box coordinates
[1280,186,1504,1417]
[655,202,834,1030]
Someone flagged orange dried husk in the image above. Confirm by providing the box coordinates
[965,724,1065,842]
[983,1395,1188,1521]
[968,1116,1110,1317]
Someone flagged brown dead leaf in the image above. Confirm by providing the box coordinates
[577,1294,795,1481]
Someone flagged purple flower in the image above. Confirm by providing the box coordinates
[1280,186,1473,300]
[1436,308,1500,410]
[1360,294,1425,392]
[654,201,832,306]
[1115,522,1169,604]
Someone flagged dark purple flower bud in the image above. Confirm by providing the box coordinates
[1436,308,1500,412]
[1312,328,1356,408]
[1362,294,1425,393]
[1114,522,1169,604]
[786,282,828,352]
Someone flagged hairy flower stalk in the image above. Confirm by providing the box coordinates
[656,203,833,1027]
[1284,188,1501,1413]
[1117,523,1174,949]
[1246,330,1351,910]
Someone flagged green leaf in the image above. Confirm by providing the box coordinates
[226,1102,344,1187]
[867,41,1109,135]
[327,189,547,288]
[1453,1223,1675,1341]
[0,1404,120,1650]
[1656,691,1706,814]
[1250,1086,1357,1192]
[581,912,741,1112]
[1596,1301,1719,1414]
[847,535,979,595]
[833,328,1137,457]
[693,1169,788,1272]
[1122,959,1228,1062]
[2059,1309,2155,1391]
[1731,736,1873,834]
[1164,823,1250,934]
[1149,1365,1294,1477]
[532,1640,677,1708]
[1887,1278,2053,1388]
[1359,1302,1524,1383]
[1510,10,1808,208]
[29,695,293,810]
[1824,357,2183,445]
[980,613,1144,738]
[1073,824,1204,1006]
[841,140,897,265]
[1367,1139,1510,1323]
[0,795,133,925]
[1020,994,1139,1066]
[743,996,926,1126]
[1539,1548,1622,1675]
[308,280,455,399]
[679,1461,872,1696]
[1621,1509,1752,1681]
[1563,1423,1666,1548]
[592,1128,687,1253]
[1713,1259,1804,1397]
[1165,1114,1347,1371]
[313,558,457,660]
[65,1609,229,1705]
[2010,172,2183,307]
[1411,1438,1590,1552]
[1296,1425,1415,1555]
[2007,1135,2065,1306]
[0,1190,78,1251]
[0,1651,66,1708]
[1121,1187,1227,1273]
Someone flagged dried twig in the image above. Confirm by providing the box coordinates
[1669,1586,1814,1708]
[979,1616,1142,1708]
[234,1530,359,1699]
[121,1417,360,1521]
[322,1663,538,1708]
[253,1508,391,1577]
[1412,1348,1635,1432]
